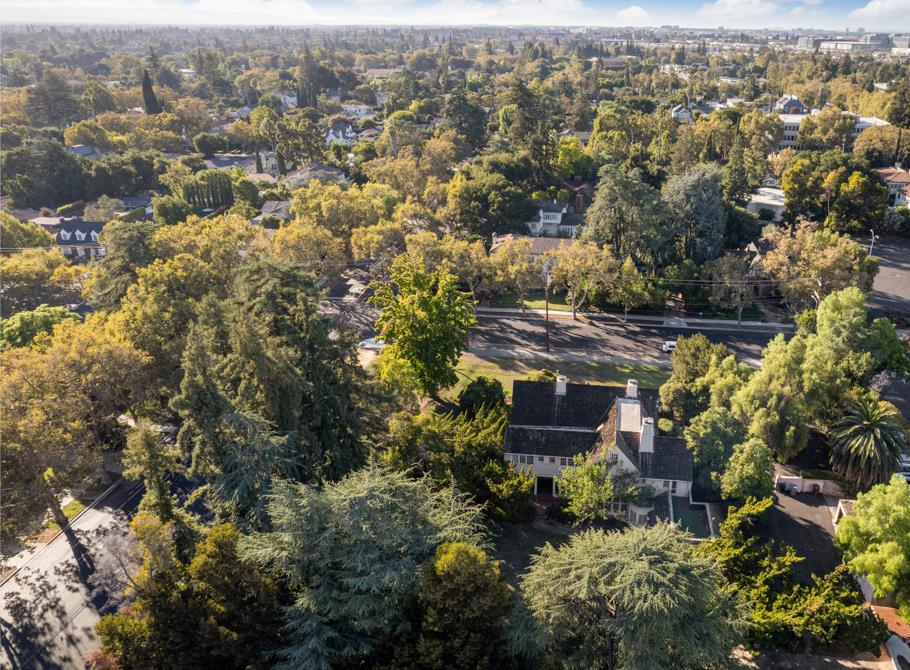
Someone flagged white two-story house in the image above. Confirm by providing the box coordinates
[525,200,584,238]
[503,376,694,525]
[875,166,910,206]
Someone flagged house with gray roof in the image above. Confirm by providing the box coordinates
[525,200,584,238]
[504,377,693,525]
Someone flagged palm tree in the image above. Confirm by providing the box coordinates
[830,398,906,489]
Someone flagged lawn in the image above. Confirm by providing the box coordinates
[43,498,88,531]
[452,353,670,399]
[488,290,571,311]
[492,522,574,587]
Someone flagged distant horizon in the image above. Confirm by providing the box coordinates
[0,0,907,33]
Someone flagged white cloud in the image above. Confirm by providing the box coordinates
[616,4,651,23]
[698,0,778,19]
[849,0,910,19]
[0,0,613,25]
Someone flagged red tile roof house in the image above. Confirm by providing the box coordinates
[875,166,910,206]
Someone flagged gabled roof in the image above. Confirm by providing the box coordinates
[506,379,692,483]
[876,167,910,184]
[54,220,105,246]
[504,426,599,457]
[509,380,659,429]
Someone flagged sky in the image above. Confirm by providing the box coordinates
[0,0,908,32]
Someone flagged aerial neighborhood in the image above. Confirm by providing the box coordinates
[1,19,910,670]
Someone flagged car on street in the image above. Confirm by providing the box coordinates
[358,337,387,351]
[662,340,677,353]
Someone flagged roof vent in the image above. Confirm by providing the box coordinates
[626,379,638,399]
[555,374,567,396]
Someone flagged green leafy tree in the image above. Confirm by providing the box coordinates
[888,80,910,166]
[548,241,617,320]
[685,408,748,494]
[391,542,513,670]
[520,525,743,670]
[241,469,487,670]
[662,163,727,262]
[488,237,541,315]
[123,422,182,523]
[705,253,753,324]
[701,497,889,653]
[457,376,506,417]
[837,475,910,619]
[0,304,79,349]
[88,220,160,310]
[581,164,672,267]
[379,409,534,522]
[372,257,476,397]
[824,171,888,234]
[659,334,730,424]
[152,195,194,225]
[608,256,663,321]
[830,398,905,488]
[443,87,487,150]
[554,453,640,524]
[720,438,775,501]
[0,211,54,248]
[723,135,750,203]
[96,518,284,670]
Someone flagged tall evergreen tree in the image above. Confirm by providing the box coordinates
[142,69,163,115]
[520,524,743,670]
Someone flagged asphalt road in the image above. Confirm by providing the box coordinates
[474,313,776,366]
[867,236,910,318]
[0,479,144,670]
[326,301,778,366]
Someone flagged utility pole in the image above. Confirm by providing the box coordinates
[544,258,553,352]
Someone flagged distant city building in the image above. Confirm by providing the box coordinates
[775,110,889,150]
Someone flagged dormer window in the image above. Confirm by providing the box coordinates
[59,230,71,241]
[91,231,99,241]
[75,230,86,241]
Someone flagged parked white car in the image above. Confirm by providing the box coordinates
[358,337,387,351]
[662,340,677,353]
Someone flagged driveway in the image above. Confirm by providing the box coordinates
[755,489,841,581]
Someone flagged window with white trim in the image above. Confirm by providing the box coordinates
[59,230,71,241]
[75,230,86,241]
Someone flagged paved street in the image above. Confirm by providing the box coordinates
[327,301,779,367]
[867,236,910,318]
[0,479,144,670]
[472,313,777,367]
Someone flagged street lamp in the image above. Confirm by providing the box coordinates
[869,229,880,258]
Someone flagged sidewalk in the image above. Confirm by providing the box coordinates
[476,306,795,333]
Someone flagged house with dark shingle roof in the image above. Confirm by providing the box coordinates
[525,200,584,238]
[504,377,693,525]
